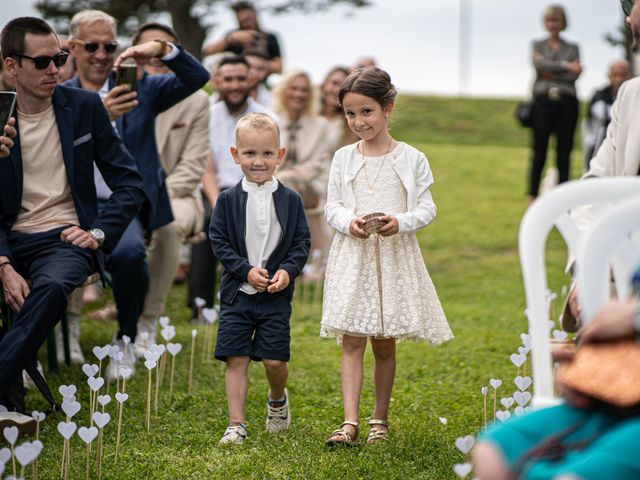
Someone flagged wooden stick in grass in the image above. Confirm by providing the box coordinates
[166,342,183,401]
[114,391,129,462]
[481,387,488,426]
[145,359,156,432]
[188,329,197,393]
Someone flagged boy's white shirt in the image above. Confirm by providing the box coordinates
[240,176,282,294]
[325,142,437,236]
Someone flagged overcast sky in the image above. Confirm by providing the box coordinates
[0,1,626,99]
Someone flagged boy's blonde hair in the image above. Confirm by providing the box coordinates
[235,112,280,146]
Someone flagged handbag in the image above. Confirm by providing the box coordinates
[514,100,535,128]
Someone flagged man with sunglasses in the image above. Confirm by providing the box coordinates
[0,17,144,416]
[64,10,209,379]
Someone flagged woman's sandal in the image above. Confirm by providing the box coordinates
[367,419,389,445]
[325,420,359,447]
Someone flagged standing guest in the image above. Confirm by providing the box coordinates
[65,9,209,379]
[129,22,210,354]
[581,59,631,171]
[210,112,310,444]
[202,1,282,75]
[321,67,453,446]
[0,17,144,413]
[0,55,15,90]
[188,55,273,319]
[272,69,333,275]
[319,65,358,150]
[56,35,75,82]
[245,49,272,107]
[528,4,581,204]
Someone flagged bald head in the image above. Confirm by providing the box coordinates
[609,59,631,96]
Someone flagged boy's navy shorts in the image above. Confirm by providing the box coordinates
[215,291,292,362]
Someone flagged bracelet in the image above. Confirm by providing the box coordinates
[0,261,11,272]
[153,39,169,59]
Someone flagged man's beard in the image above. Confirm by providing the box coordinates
[223,92,249,114]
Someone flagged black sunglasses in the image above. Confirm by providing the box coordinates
[76,41,118,54]
[13,51,69,70]
[621,0,634,16]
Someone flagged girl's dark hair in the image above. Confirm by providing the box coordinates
[338,66,397,109]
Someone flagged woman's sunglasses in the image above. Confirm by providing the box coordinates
[621,0,634,17]
[13,51,69,70]
[74,40,118,54]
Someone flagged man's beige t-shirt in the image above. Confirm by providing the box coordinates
[12,105,79,233]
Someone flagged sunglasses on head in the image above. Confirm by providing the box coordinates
[75,40,118,54]
[13,51,69,70]
[621,0,634,16]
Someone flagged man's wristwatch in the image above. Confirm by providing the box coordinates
[88,228,105,246]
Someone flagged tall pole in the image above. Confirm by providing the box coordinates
[459,0,471,95]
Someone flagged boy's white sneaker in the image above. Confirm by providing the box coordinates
[266,388,290,433]
[219,423,247,445]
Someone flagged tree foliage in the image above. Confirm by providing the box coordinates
[36,0,372,59]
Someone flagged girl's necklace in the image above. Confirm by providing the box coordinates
[361,137,393,195]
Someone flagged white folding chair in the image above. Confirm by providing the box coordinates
[518,177,640,408]
[576,196,640,325]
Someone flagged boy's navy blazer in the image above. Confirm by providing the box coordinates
[0,85,145,260]
[210,180,311,304]
[64,45,210,231]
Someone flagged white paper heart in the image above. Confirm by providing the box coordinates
[161,327,176,342]
[438,417,447,425]
[153,344,166,356]
[97,394,111,407]
[158,316,171,328]
[191,329,197,338]
[546,290,558,302]
[58,384,77,398]
[552,329,568,340]
[495,410,511,422]
[3,426,18,445]
[520,333,532,349]
[514,406,526,416]
[115,351,124,362]
[454,435,475,454]
[30,440,43,457]
[513,391,532,407]
[144,350,159,362]
[202,308,218,324]
[77,426,98,444]
[194,297,206,308]
[139,332,149,341]
[510,353,526,368]
[517,346,530,356]
[115,392,129,404]
[87,376,104,392]
[514,376,532,391]
[31,411,46,422]
[61,400,81,418]
[0,447,10,463]
[57,421,77,440]
[489,379,502,389]
[120,367,133,379]
[92,346,109,361]
[481,386,488,396]
[167,343,182,356]
[453,462,473,479]
[82,363,99,378]
[92,412,111,429]
[122,335,131,345]
[14,441,40,467]
[109,345,120,357]
[500,397,514,409]
[547,320,556,329]
[144,359,157,370]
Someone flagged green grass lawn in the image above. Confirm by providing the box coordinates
[15,95,585,479]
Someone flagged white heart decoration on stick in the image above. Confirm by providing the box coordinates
[14,441,40,467]
[115,392,129,404]
[58,384,77,398]
[454,435,475,454]
[92,346,109,361]
[61,400,81,418]
[144,360,157,370]
[77,426,98,444]
[139,332,149,342]
[510,353,526,368]
[122,335,131,345]
[31,411,46,422]
[194,297,205,308]
[500,398,515,409]
[92,412,111,429]
[514,376,532,391]
[438,417,447,425]
[489,379,502,389]
[513,391,532,407]
[88,376,105,392]
[3,426,18,445]
[82,364,99,378]
[120,367,133,380]
[167,343,182,356]
[481,386,488,396]
[152,344,165,356]
[202,308,218,324]
[158,316,171,328]
[453,462,473,479]
[0,447,11,463]
[514,406,526,416]
[97,395,111,407]
[552,329,568,340]
[161,327,176,342]
[520,333,532,349]
[144,350,159,363]
[191,329,197,338]
[57,421,77,440]
[495,410,511,422]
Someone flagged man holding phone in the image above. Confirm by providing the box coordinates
[0,17,144,415]
[64,10,209,379]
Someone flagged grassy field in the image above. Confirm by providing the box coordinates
[14,94,585,479]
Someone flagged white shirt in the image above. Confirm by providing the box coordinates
[240,177,282,294]
[209,97,275,189]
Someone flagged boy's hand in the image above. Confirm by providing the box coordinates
[247,267,269,292]
[267,269,290,293]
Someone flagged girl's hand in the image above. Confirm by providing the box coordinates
[377,215,399,237]
[349,218,369,239]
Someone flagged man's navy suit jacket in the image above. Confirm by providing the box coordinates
[64,45,210,231]
[0,85,145,261]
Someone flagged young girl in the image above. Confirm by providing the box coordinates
[321,67,453,446]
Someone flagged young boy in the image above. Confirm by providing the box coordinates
[210,113,310,444]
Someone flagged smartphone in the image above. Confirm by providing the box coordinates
[115,64,137,93]
[0,91,16,137]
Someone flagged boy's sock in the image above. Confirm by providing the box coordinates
[268,394,286,408]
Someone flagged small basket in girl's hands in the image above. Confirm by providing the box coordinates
[362,212,386,234]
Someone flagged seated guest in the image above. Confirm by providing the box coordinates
[245,48,272,107]
[0,17,144,413]
[132,22,209,354]
[272,69,333,275]
[319,65,358,150]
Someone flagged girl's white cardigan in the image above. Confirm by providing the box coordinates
[324,142,437,236]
